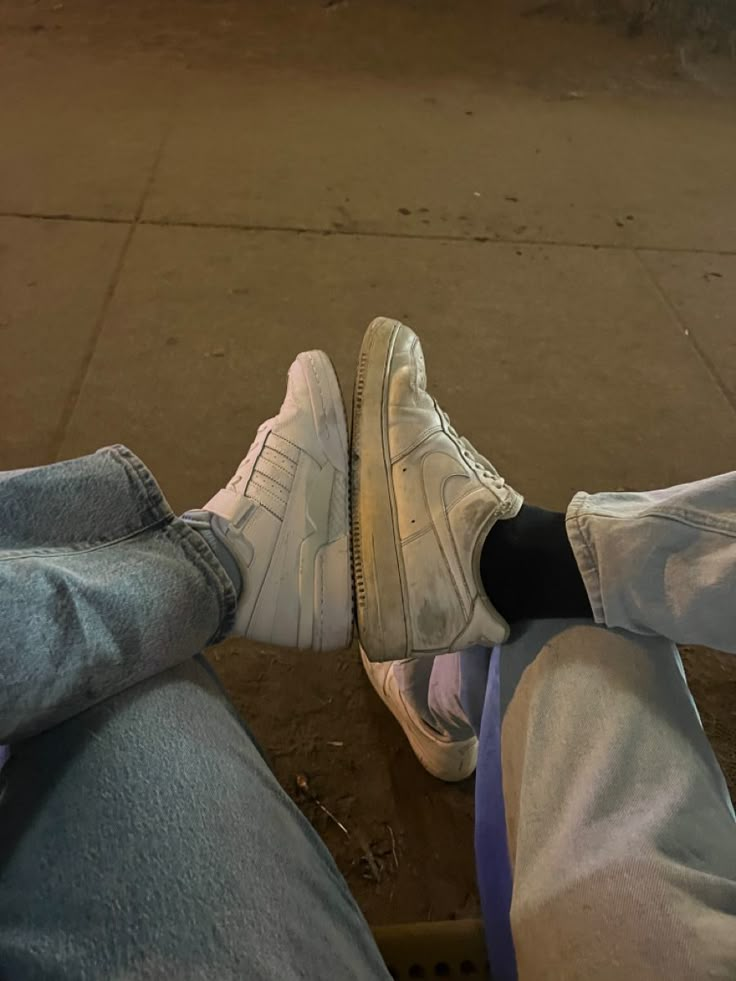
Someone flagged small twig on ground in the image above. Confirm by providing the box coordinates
[295,773,350,837]
[314,799,350,837]
[386,824,399,870]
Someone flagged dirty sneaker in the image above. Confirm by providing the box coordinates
[351,317,523,662]
[361,648,478,781]
[192,351,352,651]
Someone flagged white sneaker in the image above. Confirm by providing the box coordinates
[204,350,352,651]
[352,318,523,662]
[361,648,478,781]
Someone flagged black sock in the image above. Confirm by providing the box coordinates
[479,504,592,624]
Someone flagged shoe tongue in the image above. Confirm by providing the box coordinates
[460,435,498,478]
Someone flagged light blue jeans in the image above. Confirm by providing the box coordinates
[0,447,389,980]
[1,449,735,979]
[401,478,736,980]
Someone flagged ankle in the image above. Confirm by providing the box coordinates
[182,510,243,598]
[479,504,592,624]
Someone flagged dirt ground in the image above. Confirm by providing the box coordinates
[1,0,735,929]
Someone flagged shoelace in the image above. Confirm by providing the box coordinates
[438,404,507,493]
[228,420,271,491]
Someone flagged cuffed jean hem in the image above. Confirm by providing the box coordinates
[565,490,606,624]
[106,445,237,643]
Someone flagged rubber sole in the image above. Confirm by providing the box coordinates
[301,350,353,651]
[361,651,478,782]
[351,318,410,662]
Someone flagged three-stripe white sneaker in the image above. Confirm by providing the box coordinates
[203,351,352,651]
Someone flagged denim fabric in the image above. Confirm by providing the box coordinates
[0,447,388,980]
[458,475,736,979]
[484,621,736,980]
[0,658,389,980]
[0,446,237,742]
[3,448,735,980]
[567,475,736,652]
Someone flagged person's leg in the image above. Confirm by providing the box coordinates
[1,350,351,743]
[475,622,736,981]
[479,504,594,623]
[0,445,235,742]
[476,479,736,978]
[480,476,736,653]
[351,318,736,979]
[364,627,736,980]
[566,476,736,651]
[1,348,378,978]
[0,657,389,981]
[352,316,736,660]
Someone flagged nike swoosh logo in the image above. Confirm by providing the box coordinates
[420,450,474,619]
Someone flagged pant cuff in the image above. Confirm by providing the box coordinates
[565,491,605,625]
[110,445,237,643]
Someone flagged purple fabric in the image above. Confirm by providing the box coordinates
[461,646,517,981]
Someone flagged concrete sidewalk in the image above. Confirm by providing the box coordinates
[1,0,735,925]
